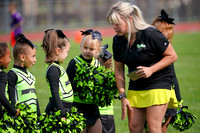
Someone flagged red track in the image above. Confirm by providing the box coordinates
[0,22,200,42]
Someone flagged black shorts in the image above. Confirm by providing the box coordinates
[73,102,100,125]
[100,115,115,133]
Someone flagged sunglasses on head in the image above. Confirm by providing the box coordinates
[17,33,38,48]
[45,29,69,41]
[80,29,102,41]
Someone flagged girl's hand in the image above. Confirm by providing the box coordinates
[61,117,66,121]
[121,98,132,120]
[136,66,153,78]
[15,109,20,117]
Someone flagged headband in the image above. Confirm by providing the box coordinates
[80,29,102,41]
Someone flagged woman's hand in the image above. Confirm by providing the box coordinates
[136,66,153,78]
[121,98,132,120]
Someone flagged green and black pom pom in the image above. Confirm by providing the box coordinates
[0,103,39,133]
[170,106,197,132]
[38,107,86,133]
[74,63,118,107]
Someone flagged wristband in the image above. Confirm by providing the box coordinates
[119,94,126,100]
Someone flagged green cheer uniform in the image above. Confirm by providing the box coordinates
[73,56,101,104]
[8,67,38,113]
[67,55,101,125]
[45,62,73,115]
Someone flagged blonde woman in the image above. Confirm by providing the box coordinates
[107,2,177,133]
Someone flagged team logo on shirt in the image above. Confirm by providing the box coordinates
[137,44,146,51]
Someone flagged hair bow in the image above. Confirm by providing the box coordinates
[159,9,175,25]
[44,29,69,41]
[17,33,38,48]
[80,29,102,41]
[100,44,112,60]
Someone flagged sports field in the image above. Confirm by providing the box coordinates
[6,31,200,133]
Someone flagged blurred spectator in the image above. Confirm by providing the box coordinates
[8,1,23,47]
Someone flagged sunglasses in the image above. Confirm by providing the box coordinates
[80,29,102,41]
[16,33,38,48]
[45,29,69,41]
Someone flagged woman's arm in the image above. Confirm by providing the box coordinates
[114,61,132,120]
[137,43,177,78]
[114,61,125,95]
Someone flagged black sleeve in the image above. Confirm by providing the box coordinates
[7,70,18,108]
[0,72,17,116]
[66,59,76,84]
[150,29,169,55]
[36,99,41,116]
[112,35,124,62]
[46,66,65,115]
[66,59,78,92]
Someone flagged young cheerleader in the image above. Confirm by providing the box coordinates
[0,42,20,119]
[152,9,182,133]
[7,34,40,116]
[41,29,73,117]
[66,29,102,133]
[98,44,115,133]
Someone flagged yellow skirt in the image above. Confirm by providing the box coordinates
[127,88,178,108]
[168,88,178,108]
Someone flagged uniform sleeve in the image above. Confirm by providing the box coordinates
[36,99,41,116]
[112,35,123,62]
[46,66,65,115]
[150,29,169,55]
[66,59,79,92]
[7,70,18,108]
[66,59,76,84]
[0,72,17,116]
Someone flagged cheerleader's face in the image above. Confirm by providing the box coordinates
[81,40,99,60]
[23,47,36,68]
[0,48,11,69]
[57,43,70,63]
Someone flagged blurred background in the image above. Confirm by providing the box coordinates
[0,1,200,132]
[0,0,200,34]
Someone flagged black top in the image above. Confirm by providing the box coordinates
[7,65,41,116]
[66,55,93,92]
[45,61,68,116]
[0,67,17,119]
[113,27,173,90]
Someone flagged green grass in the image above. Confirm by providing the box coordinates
[6,32,200,132]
